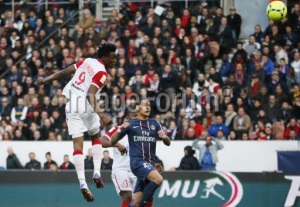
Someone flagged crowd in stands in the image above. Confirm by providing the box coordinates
[6,146,114,171]
[0,0,299,142]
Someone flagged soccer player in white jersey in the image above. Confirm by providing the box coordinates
[102,126,137,207]
[36,43,117,202]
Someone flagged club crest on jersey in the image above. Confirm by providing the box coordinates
[151,125,156,130]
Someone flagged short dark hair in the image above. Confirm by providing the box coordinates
[97,43,116,58]
[137,97,150,105]
[46,152,51,156]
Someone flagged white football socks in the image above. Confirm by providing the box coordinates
[73,152,86,186]
[92,144,102,177]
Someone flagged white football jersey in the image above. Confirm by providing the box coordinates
[105,126,131,171]
[62,58,107,99]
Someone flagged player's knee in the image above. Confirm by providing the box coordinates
[88,127,100,137]
[120,191,132,200]
[154,174,163,185]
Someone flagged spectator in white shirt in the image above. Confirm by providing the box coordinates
[291,52,300,82]
[11,98,28,124]
[274,44,289,64]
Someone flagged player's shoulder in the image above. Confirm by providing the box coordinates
[87,58,105,68]
[149,118,162,130]
[149,118,160,125]
[127,118,138,124]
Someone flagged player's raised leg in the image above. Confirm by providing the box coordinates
[90,133,104,188]
[83,106,105,188]
[73,136,94,202]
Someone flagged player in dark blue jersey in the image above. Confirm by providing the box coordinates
[111,98,171,207]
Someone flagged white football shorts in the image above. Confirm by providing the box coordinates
[112,169,137,194]
[65,96,100,138]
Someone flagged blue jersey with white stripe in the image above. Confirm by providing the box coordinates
[119,118,162,166]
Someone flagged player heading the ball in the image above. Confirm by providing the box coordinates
[36,43,117,202]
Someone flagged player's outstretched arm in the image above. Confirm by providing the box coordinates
[110,122,130,146]
[158,130,171,146]
[36,65,76,85]
[87,85,112,126]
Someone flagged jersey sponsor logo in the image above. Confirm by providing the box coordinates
[71,83,84,92]
[133,126,139,128]
[150,125,156,130]
[133,136,155,142]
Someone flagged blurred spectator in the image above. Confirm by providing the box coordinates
[252,24,264,44]
[264,94,280,123]
[228,131,238,140]
[233,107,251,137]
[78,9,95,34]
[60,155,75,170]
[216,17,232,56]
[11,98,28,124]
[0,97,11,118]
[43,152,58,170]
[274,45,288,64]
[6,147,23,169]
[101,150,113,170]
[13,129,25,140]
[227,7,242,46]
[284,118,300,139]
[224,104,237,131]
[0,118,13,138]
[184,127,197,140]
[25,152,41,170]
[216,130,226,140]
[219,54,234,81]
[291,52,300,83]
[171,146,200,171]
[84,148,94,170]
[192,135,224,170]
[189,119,204,137]
[243,36,261,58]
[23,87,38,107]
[208,115,229,137]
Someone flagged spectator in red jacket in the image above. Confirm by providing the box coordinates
[181,9,191,28]
[284,118,300,139]
[189,119,204,137]
[60,155,75,170]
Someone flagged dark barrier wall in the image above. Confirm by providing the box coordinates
[1,171,300,207]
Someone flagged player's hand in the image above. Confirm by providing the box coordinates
[119,122,130,129]
[116,144,127,155]
[158,130,167,139]
[36,77,46,85]
[155,163,163,174]
[99,114,112,126]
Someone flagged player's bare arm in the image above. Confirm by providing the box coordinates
[86,85,112,125]
[158,130,171,146]
[100,136,127,155]
[110,122,130,146]
[36,65,76,85]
